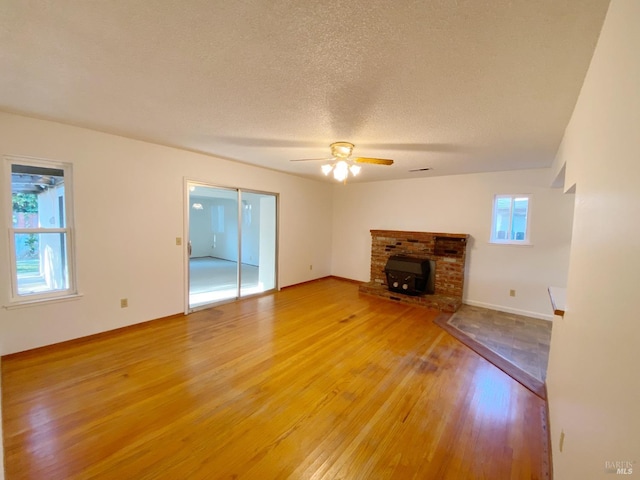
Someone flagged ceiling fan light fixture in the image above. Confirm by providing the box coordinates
[333,160,349,181]
[330,141,355,159]
[291,141,392,182]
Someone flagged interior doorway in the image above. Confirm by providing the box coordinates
[185,182,277,311]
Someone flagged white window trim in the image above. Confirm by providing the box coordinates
[5,155,78,304]
[3,292,84,310]
[489,193,533,245]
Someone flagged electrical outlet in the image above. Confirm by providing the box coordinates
[309,264,313,270]
[559,430,565,452]
[509,289,516,297]
[175,237,182,246]
[120,298,128,308]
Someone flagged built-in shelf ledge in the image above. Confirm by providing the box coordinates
[548,287,566,317]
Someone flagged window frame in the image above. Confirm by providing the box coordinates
[489,194,532,245]
[5,155,78,304]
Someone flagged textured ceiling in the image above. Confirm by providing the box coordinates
[0,1,610,183]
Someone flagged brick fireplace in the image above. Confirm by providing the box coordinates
[359,229,469,312]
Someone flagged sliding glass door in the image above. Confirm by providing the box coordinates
[239,191,277,297]
[186,182,277,310]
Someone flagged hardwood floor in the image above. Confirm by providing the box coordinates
[2,278,548,479]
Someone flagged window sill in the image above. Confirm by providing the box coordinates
[3,293,84,310]
[488,241,533,247]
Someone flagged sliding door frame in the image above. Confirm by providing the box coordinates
[183,178,279,314]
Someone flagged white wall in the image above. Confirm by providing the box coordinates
[189,197,218,257]
[331,168,574,319]
[0,111,334,355]
[189,197,243,261]
[546,1,640,478]
[240,196,260,266]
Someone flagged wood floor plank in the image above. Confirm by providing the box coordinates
[2,278,548,479]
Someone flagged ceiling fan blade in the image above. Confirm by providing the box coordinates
[354,157,394,166]
[290,157,333,162]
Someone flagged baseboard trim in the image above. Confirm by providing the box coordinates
[329,275,364,285]
[280,276,364,291]
[0,356,4,480]
[463,299,554,321]
[280,276,332,290]
[2,312,185,359]
[543,390,553,479]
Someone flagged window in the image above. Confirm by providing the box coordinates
[7,157,77,302]
[490,194,531,244]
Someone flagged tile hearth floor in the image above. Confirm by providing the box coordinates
[447,304,552,383]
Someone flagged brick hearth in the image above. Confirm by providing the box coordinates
[359,230,469,312]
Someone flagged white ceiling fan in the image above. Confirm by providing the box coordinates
[290,142,394,182]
